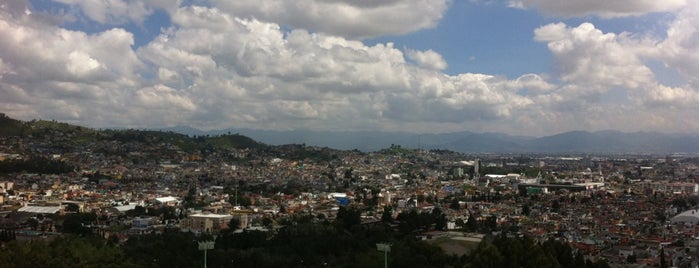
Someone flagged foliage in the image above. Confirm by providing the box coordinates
[204,134,266,150]
[381,206,394,223]
[1,220,617,268]
[0,113,26,136]
[0,236,138,268]
[122,230,201,268]
[378,144,416,156]
[336,206,361,230]
[464,236,609,268]
[59,212,97,236]
[0,156,74,174]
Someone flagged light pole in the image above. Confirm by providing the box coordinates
[376,243,391,268]
[198,240,215,268]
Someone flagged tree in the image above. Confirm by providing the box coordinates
[262,217,273,228]
[60,212,97,235]
[465,213,477,232]
[343,168,353,179]
[229,195,252,207]
[522,204,531,216]
[466,236,609,268]
[465,244,504,268]
[66,203,80,212]
[431,207,447,231]
[449,199,461,210]
[381,206,394,223]
[228,217,241,230]
[336,206,361,230]
[133,205,146,216]
[660,247,667,268]
[27,218,39,231]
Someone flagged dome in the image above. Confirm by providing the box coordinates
[670,209,699,224]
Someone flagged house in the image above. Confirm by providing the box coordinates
[181,212,233,234]
[154,196,180,206]
[130,217,156,233]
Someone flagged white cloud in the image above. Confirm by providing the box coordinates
[654,1,699,87]
[641,84,699,108]
[54,0,151,24]
[534,22,655,93]
[136,84,196,111]
[0,9,143,83]
[134,6,531,130]
[406,49,447,71]
[1,1,699,136]
[528,18,699,134]
[210,0,449,39]
[509,0,686,18]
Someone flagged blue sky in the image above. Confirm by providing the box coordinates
[0,0,697,136]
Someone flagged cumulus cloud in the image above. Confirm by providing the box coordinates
[1,1,699,135]
[509,0,686,18]
[54,0,151,24]
[0,9,143,84]
[654,1,699,87]
[640,84,699,108]
[210,0,449,39]
[530,17,699,133]
[406,49,447,71]
[534,22,655,92]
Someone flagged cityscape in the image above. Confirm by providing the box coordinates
[1,115,699,267]
[2,0,698,267]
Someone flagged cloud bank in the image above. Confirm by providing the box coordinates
[0,0,697,135]
[509,0,686,18]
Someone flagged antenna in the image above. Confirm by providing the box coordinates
[417,135,421,152]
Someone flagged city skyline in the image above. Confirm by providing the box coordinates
[0,0,697,136]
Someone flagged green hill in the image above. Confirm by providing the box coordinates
[0,114,266,151]
[0,113,27,136]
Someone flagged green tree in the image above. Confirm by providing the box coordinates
[122,230,200,267]
[627,254,636,263]
[450,199,461,210]
[522,204,531,216]
[464,243,504,268]
[60,212,97,235]
[431,207,447,231]
[27,218,39,231]
[660,247,667,268]
[66,203,80,212]
[465,213,477,232]
[336,206,361,230]
[381,206,394,223]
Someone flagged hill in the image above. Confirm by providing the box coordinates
[3,115,699,153]
[0,115,266,152]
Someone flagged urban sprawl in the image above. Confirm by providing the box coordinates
[1,116,699,267]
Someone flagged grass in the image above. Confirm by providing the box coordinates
[427,235,481,256]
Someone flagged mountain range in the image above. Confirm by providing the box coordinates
[160,126,699,154]
[3,113,697,153]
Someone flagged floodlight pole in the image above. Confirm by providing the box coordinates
[383,248,387,268]
[198,241,215,268]
[376,243,391,268]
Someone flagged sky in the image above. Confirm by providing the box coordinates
[0,0,697,136]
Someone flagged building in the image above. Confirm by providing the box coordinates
[181,213,233,234]
[670,209,699,225]
[131,217,156,233]
[154,196,180,206]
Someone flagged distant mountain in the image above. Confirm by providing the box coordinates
[160,125,206,136]
[520,131,699,153]
[158,126,699,153]
[3,114,698,153]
